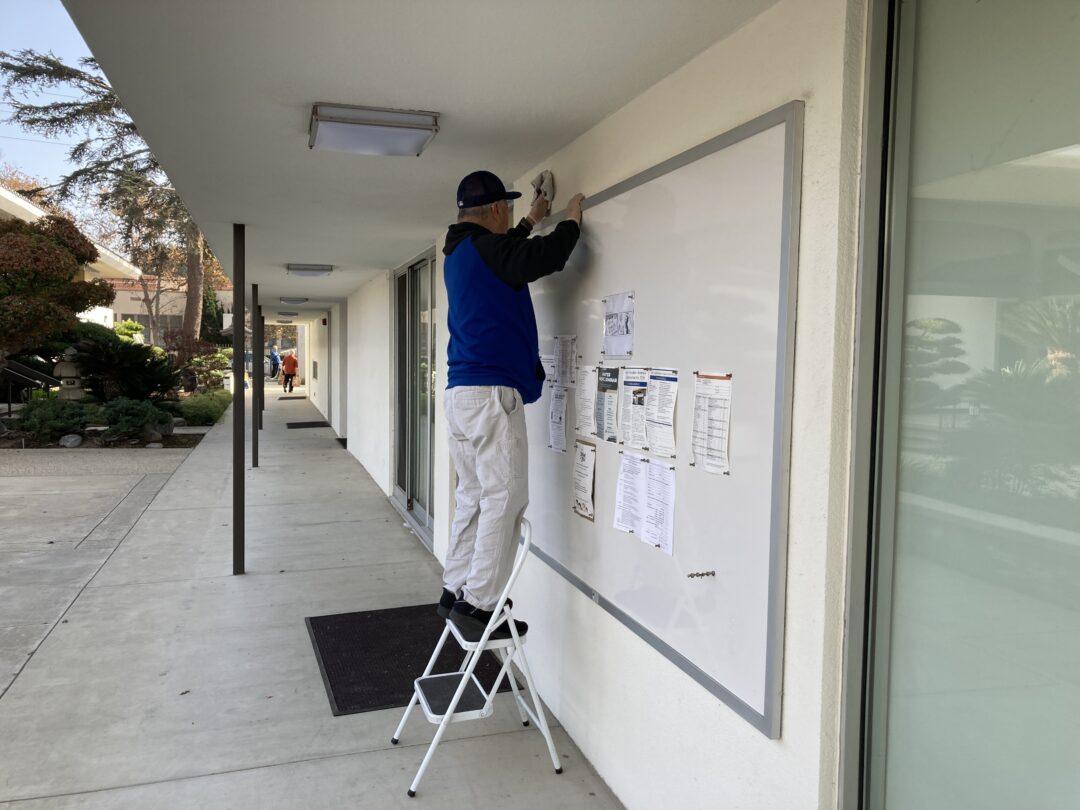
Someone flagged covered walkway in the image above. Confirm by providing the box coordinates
[0,394,620,808]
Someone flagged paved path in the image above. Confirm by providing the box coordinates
[0,394,621,809]
[0,449,190,697]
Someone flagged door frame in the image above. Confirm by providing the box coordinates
[839,0,925,807]
[391,247,438,550]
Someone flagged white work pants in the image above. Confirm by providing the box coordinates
[443,385,529,610]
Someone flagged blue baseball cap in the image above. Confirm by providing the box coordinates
[456,170,522,208]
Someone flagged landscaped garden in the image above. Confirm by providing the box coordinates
[0,215,235,450]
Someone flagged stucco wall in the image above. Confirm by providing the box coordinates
[428,0,865,807]
[345,273,393,495]
[307,312,330,420]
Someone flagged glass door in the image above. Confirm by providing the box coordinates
[394,252,437,546]
[864,2,1080,807]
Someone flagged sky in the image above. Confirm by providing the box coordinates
[0,0,95,185]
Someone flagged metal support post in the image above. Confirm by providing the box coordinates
[232,223,246,575]
[251,284,260,468]
[259,310,265,429]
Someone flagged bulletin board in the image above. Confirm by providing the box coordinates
[524,102,802,737]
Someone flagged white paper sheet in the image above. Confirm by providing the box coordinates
[602,291,635,358]
[552,335,577,385]
[572,441,597,521]
[548,384,568,453]
[643,461,676,555]
[595,366,620,443]
[645,368,679,457]
[540,354,556,381]
[690,372,733,475]
[619,366,649,450]
[613,452,647,535]
[575,365,598,437]
[613,452,676,555]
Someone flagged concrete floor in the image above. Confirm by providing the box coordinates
[0,448,190,697]
[0,391,621,809]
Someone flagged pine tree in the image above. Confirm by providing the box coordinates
[902,317,970,405]
[0,49,212,359]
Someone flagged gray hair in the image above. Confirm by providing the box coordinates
[457,204,490,221]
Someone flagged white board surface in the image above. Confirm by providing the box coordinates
[523,104,801,735]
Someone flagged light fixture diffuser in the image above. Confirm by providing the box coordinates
[286,263,333,277]
[277,311,299,316]
[277,320,294,325]
[280,297,308,305]
[308,103,439,157]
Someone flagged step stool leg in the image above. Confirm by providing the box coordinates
[498,649,530,726]
[409,631,490,797]
[392,624,450,745]
[509,627,563,774]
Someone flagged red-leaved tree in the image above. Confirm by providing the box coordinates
[0,215,114,364]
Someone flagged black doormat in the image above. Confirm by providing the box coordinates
[286,421,330,429]
[306,604,515,716]
[279,396,307,400]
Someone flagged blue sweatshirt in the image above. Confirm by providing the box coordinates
[443,218,580,404]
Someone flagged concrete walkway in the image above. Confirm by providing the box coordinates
[0,392,621,808]
[0,449,190,697]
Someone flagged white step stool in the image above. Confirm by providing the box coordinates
[391,519,562,797]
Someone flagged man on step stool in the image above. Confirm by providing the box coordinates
[440,170,584,641]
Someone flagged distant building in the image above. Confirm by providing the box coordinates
[106,277,233,346]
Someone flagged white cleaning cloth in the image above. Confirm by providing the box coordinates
[530,170,555,208]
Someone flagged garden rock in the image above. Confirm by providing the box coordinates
[141,425,163,442]
[172,417,187,427]
[59,434,83,448]
[145,442,164,449]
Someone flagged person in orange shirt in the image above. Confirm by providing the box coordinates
[280,352,299,393]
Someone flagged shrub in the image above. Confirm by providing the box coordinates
[21,321,122,364]
[114,319,145,343]
[170,389,232,426]
[18,398,91,440]
[75,334,179,401]
[100,397,171,439]
[188,349,232,389]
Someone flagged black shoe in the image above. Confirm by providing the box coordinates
[450,601,527,642]
[436,588,459,620]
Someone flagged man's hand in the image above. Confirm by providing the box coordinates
[566,193,585,225]
[527,192,550,226]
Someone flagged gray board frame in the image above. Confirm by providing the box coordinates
[533,101,803,739]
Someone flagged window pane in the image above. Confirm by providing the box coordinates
[880,3,1080,808]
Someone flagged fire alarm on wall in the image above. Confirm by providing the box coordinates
[322,318,327,326]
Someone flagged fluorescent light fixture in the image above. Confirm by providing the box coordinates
[286,263,333,277]
[277,320,294,325]
[308,103,439,157]
[277,310,299,316]
[280,297,308,305]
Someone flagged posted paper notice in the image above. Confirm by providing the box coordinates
[575,365,598,437]
[548,384,568,453]
[552,335,577,385]
[645,368,679,458]
[690,372,733,474]
[572,441,597,521]
[602,291,635,357]
[541,354,556,381]
[595,366,620,443]
[613,452,676,555]
[619,367,649,450]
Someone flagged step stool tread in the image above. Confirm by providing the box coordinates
[417,672,488,716]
